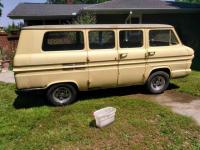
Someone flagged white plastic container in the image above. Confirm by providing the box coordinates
[93,107,116,128]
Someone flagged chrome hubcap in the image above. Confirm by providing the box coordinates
[151,76,166,91]
[52,87,72,103]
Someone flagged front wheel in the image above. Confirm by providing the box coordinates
[46,84,77,106]
[146,71,169,94]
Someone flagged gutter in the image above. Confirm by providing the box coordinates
[83,8,200,14]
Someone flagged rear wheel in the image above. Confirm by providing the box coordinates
[146,71,169,94]
[47,84,77,106]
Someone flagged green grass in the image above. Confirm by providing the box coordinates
[172,71,200,96]
[0,82,200,149]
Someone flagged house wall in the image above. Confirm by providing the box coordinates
[0,32,9,51]
[0,31,19,60]
[25,19,73,26]
[96,14,128,24]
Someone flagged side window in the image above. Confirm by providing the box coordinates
[120,30,143,48]
[42,31,84,51]
[149,30,179,47]
[89,31,115,49]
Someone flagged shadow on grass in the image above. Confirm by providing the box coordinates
[13,83,180,109]
[89,120,97,128]
[13,93,51,109]
[79,83,179,101]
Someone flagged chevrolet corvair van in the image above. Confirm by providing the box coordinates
[14,24,194,106]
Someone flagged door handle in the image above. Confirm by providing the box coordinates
[119,53,128,59]
[147,51,156,57]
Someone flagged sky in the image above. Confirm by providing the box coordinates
[0,0,46,27]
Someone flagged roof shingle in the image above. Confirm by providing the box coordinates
[8,0,200,19]
[8,3,93,19]
[84,0,200,10]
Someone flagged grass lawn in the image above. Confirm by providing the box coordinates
[0,82,200,149]
[172,71,200,97]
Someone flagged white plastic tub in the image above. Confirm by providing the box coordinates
[93,107,116,128]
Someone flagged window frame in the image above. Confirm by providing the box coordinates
[42,30,85,52]
[118,29,144,49]
[148,28,181,47]
[87,29,117,50]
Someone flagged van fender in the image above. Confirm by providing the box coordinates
[144,66,172,81]
[46,80,80,91]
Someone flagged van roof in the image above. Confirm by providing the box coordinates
[23,24,173,30]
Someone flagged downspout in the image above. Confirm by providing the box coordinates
[125,11,133,24]
[125,11,133,42]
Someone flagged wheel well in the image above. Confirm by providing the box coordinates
[150,68,171,77]
[47,82,79,91]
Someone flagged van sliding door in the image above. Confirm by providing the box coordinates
[87,29,118,89]
[117,29,147,86]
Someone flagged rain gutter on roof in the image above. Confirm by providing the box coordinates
[84,8,200,14]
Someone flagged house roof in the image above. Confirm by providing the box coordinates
[8,3,92,19]
[23,24,173,30]
[8,0,200,19]
[84,0,200,12]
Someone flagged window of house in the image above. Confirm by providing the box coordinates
[120,30,143,48]
[42,31,84,51]
[89,31,115,49]
[149,30,179,47]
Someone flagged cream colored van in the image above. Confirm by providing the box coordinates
[14,24,194,106]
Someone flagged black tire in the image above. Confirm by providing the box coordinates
[146,71,169,94]
[46,83,77,106]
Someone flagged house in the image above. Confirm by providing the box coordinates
[8,0,200,70]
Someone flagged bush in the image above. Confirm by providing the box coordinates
[72,12,96,24]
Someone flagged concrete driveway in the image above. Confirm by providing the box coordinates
[0,71,15,83]
[129,90,200,126]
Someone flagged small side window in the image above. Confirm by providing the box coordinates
[149,30,179,47]
[89,31,115,49]
[42,31,84,51]
[120,30,143,48]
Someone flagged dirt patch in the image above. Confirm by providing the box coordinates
[128,90,200,126]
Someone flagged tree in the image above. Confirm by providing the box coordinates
[72,12,96,24]
[0,0,3,16]
[75,0,109,3]
[46,0,65,4]
[176,0,200,3]
[47,0,109,4]
[4,22,22,36]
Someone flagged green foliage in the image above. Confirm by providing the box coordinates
[74,0,109,4]
[46,0,65,3]
[72,12,96,24]
[0,48,14,61]
[4,22,21,36]
[0,82,200,149]
[0,48,3,60]
[46,0,109,4]
[172,71,200,96]
[176,0,200,3]
[0,0,3,16]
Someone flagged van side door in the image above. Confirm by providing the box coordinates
[87,29,118,89]
[117,29,147,86]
